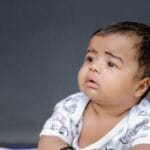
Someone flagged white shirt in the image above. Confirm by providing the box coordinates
[40,92,150,150]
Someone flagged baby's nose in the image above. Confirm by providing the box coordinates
[89,62,101,74]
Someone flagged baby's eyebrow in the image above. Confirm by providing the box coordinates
[87,49,98,54]
[105,51,124,64]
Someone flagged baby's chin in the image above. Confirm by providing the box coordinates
[79,87,99,99]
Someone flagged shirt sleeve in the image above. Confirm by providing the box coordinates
[131,117,150,146]
[40,100,74,145]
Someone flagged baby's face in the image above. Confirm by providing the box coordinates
[78,34,141,107]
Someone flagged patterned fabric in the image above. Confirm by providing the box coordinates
[40,92,150,150]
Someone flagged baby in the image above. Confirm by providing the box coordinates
[38,21,150,150]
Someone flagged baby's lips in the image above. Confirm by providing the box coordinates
[85,78,99,88]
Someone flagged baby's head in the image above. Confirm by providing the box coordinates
[92,21,150,98]
[78,21,150,106]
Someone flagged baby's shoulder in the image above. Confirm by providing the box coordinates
[54,92,89,121]
[63,92,88,103]
[127,98,150,127]
[56,92,89,107]
[137,98,150,115]
[119,99,150,145]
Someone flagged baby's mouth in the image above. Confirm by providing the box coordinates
[89,79,96,83]
[86,79,99,88]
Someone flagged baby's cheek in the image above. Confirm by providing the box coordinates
[77,70,83,88]
[77,67,85,80]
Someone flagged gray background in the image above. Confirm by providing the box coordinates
[0,0,150,147]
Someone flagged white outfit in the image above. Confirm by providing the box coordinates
[40,92,150,150]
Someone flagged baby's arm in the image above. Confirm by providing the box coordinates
[38,135,69,150]
[130,144,150,150]
[39,96,76,150]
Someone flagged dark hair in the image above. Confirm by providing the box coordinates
[92,21,150,97]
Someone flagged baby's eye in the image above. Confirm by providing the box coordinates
[107,61,117,68]
[86,56,94,62]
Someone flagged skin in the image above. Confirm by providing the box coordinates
[38,135,69,150]
[78,34,147,113]
[38,34,150,150]
[77,34,150,149]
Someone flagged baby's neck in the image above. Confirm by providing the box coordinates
[88,100,132,119]
[79,100,131,148]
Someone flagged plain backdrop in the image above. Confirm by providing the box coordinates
[0,0,149,147]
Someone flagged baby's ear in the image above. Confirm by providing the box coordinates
[134,77,150,98]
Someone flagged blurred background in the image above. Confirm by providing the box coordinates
[0,0,149,149]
